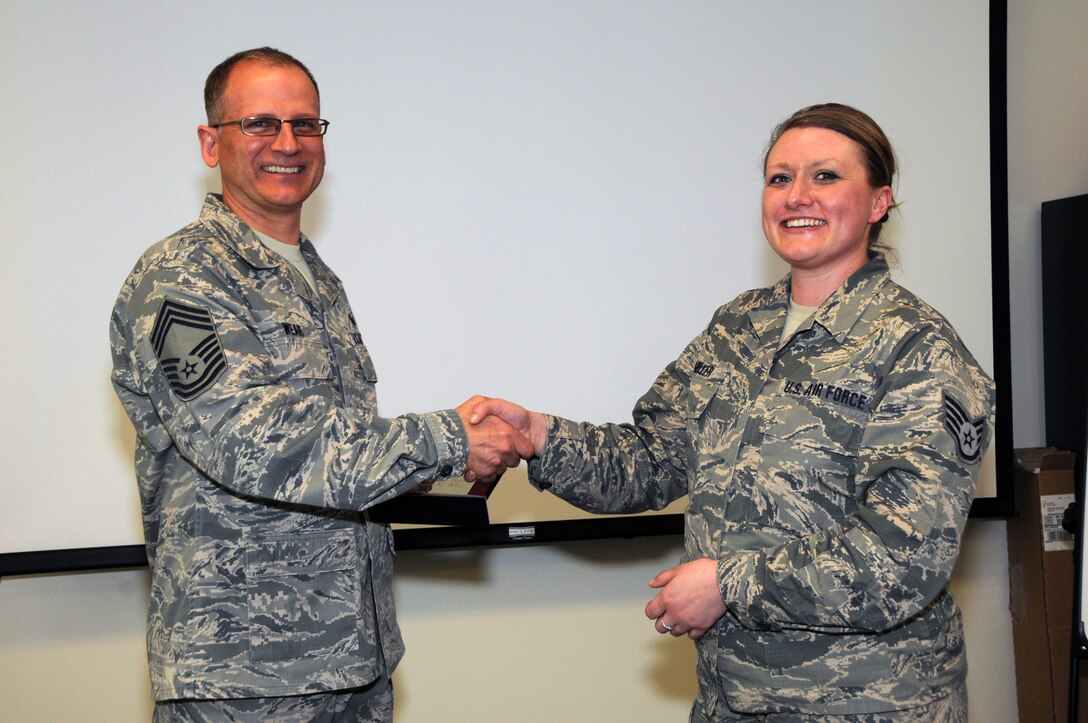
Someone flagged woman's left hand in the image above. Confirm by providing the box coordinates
[645,558,727,639]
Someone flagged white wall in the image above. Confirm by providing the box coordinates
[0,540,700,722]
[3,3,1087,721]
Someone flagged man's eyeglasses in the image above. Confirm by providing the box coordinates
[212,116,330,137]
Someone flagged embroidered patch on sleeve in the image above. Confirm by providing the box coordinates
[150,299,227,401]
[942,392,986,464]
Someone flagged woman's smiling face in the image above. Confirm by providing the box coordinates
[761,126,892,280]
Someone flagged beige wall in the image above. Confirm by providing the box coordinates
[3,3,1087,721]
[1006,0,1088,445]
[0,526,1015,723]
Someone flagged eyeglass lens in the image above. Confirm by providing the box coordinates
[240,117,327,136]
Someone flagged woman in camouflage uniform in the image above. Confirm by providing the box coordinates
[468,104,995,722]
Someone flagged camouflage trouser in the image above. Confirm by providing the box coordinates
[691,681,967,723]
[152,676,393,723]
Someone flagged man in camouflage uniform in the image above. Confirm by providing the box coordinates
[110,47,529,721]
[469,252,994,721]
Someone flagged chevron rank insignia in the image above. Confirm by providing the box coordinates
[942,391,986,464]
[150,299,227,401]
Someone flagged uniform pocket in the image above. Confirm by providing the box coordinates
[738,414,860,533]
[678,353,725,422]
[759,415,859,500]
[245,529,361,662]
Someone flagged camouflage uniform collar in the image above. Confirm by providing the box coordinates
[297,235,345,307]
[198,194,343,306]
[748,277,792,345]
[751,253,891,347]
[199,193,296,271]
[809,252,891,344]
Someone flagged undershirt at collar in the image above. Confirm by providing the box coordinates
[782,299,819,343]
[254,230,318,293]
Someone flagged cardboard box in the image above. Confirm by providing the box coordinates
[1007,447,1086,722]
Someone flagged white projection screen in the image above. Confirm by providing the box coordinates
[0,1,1011,574]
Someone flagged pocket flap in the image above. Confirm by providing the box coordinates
[246,529,356,579]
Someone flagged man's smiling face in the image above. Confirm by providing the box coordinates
[198,60,325,239]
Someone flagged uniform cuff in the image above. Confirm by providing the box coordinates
[527,414,573,491]
[421,409,469,479]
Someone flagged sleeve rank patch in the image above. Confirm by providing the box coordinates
[943,391,986,464]
[150,298,227,401]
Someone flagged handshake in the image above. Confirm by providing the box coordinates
[455,396,549,484]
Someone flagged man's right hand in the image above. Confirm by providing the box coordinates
[456,396,535,484]
[464,396,548,457]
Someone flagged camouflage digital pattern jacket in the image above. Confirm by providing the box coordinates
[111,194,468,701]
[527,253,995,717]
